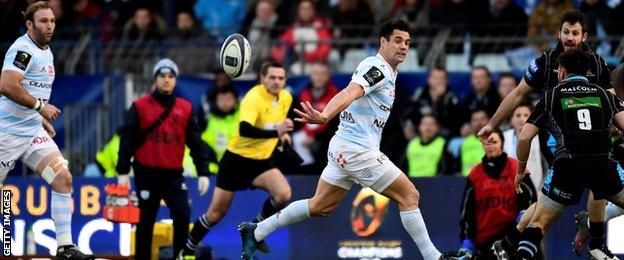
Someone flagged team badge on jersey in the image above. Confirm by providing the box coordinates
[363,66,384,86]
[13,51,31,70]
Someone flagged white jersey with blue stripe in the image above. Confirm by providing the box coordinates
[335,53,397,149]
[1,34,54,137]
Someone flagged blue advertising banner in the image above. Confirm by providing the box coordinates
[2,176,621,259]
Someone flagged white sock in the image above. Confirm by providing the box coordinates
[254,199,310,241]
[51,191,73,246]
[605,202,624,221]
[400,208,442,260]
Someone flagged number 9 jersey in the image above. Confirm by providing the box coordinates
[527,75,624,158]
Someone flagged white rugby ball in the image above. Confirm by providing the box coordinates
[220,33,251,78]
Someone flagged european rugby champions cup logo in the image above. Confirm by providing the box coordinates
[350,187,390,237]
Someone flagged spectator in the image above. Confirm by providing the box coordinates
[607,1,624,37]
[395,0,431,28]
[171,11,207,41]
[406,114,449,177]
[503,103,544,191]
[526,0,574,51]
[458,128,536,258]
[405,67,461,137]
[497,73,516,100]
[330,0,374,55]
[459,109,489,176]
[292,62,339,172]
[194,0,246,39]
[270,0,331,75]
[243,0,279,73]
[462,66,501,121]
[199,72,234,130]
[580,0,610,37]
[472,0,527,52]
[122,7,166,41]
[200,86,239,173]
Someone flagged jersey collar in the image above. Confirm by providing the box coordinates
[376,53,398,79]
[25,33,48,50]
[563,75,589,82]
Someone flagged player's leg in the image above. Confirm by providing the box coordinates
[573,193,607,255]
[161,174,191,256]
[24,132,94,259]
[239,162,352,259]
[516,196,565,260]
[183,187,234,254]
[379,173,445,260]
[251,168,292,222]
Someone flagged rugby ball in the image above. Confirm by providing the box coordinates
[220,33,251,78]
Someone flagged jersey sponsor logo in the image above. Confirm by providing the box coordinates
[373,118,385,129]
[31,136,50,144]
[28,81,52,89]
[561,96,601,110]
[379,104,391,112]
[529,59,539,73]
[13,51,31,70]
[476,195,515,211]
[39,65,55,76]
[560,86,598,93]
[587,71,595,77]
[363,66,384,86]
[149,131,182,145]
[340,111,355,123]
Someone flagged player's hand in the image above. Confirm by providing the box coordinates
[477,123,495,144]
[294,101,328,124]
[280,133,292,144]
[39,103,61,122]
[276,118,294,137]
[42,120,55,138]
[117,174,131,188]
[198,176,210,196]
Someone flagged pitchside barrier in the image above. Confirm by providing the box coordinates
[2,176,622,259]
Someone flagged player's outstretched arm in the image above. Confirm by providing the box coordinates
[478,78,533,142]
[295,82,364,124]
[515,123,539,191]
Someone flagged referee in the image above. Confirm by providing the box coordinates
[179,62,294,258]
[116,59,212,259]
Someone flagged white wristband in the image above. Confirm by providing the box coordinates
[33,100,44,112]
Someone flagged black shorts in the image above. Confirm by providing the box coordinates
[216,150,276,191]
[541,156,624,205]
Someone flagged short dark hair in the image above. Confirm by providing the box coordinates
[560,9,587,33]
[22,1,51,22]
[558,49,590,76]
[499,72,516,81]
[471,66,492,78]
[492,127,505,145]
[378,19,410,43]
[260,61,286,77]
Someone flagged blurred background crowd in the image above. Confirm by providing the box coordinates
[1,0,624,182]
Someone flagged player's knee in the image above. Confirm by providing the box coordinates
[206,207,227,224]
[54,171,72,190]
[273,189,291,206]
[398,188,420,210]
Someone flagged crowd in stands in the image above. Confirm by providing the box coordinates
[2,0,624,73]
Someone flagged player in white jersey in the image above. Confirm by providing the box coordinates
[0,2,93,259]
[238,20,465,260]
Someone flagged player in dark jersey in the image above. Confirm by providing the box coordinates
[512,49,624,260]
[478,10,617,256]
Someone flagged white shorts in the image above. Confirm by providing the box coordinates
[0,127,60,184]
[320,136,402,193]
